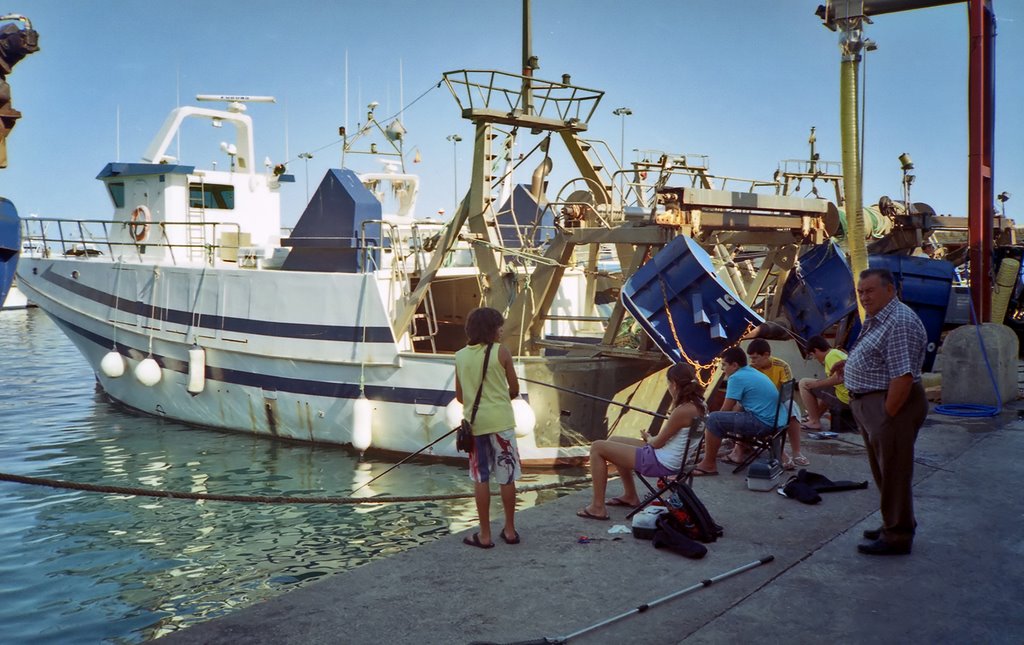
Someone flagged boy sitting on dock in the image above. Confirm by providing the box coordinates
[798,335,851,432]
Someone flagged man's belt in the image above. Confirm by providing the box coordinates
[849,389,887,400]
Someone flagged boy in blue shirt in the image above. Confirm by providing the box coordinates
[692,347,787,476]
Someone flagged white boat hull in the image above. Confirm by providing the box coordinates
[16,257,651,465]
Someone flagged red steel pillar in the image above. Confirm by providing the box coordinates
[968,0,995,321]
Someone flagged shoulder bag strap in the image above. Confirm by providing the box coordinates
[469,343,493,424]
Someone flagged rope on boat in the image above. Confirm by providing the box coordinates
[0,471,592,505]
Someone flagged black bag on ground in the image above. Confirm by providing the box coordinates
[652,514,708,559]
[780,469,869,505]
[665,483,723,543]
[796,468,869,493]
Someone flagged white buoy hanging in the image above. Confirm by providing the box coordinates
[187,344,206,394]
[100,350,126,378]
[135,357,162,387]
[511,398,536,439]
[351,393,373,453]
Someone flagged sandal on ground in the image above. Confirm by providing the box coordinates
[463,533,495,549]
[690,466,718,477]
[720,455,745,466]
[782,457,796,471]
[576,507,610,521]
[793,455,811,467]
[501,530,521,545]
[605,497,636,507]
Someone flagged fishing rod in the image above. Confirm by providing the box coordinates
[349,427,458,495]
[355,376,664,495]
[470,555,774,645]
[519,377,668,420]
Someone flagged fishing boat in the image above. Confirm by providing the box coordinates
[11,81,651,464]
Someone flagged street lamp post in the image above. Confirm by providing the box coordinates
[612,107,632,200]
[298,152,314,202]
[446,134,462,208]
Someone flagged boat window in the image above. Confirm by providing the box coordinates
[106,182,125,208]
[189,183,235,210]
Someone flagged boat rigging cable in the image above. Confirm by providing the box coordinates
[281,80,439,168]
[0,471,591,505]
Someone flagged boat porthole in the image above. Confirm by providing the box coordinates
[71,271,80,279]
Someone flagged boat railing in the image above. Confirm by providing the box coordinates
[578,136,624,204]
[20,217,243,267]
[779,158,843,177]
[441,69,604,126]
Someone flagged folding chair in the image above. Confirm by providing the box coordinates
[721,379,797,474]
[626,417,705,520]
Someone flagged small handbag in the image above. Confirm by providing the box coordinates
[455,343,493,454]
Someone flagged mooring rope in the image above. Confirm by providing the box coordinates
[0,471,592,505]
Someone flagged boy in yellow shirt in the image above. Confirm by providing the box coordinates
[799,335,851,431]
[742,339,809,469]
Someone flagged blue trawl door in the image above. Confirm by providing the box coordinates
[0,197,20,307]
[621,236,763,369]
[844,255,955,372]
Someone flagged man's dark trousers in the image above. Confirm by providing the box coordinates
[850,383,928,547]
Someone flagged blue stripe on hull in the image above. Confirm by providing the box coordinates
[41,264,395,343]
[50,313,456,408]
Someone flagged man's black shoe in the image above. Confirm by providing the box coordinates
[863,528,881,540]
[857,539,911,556]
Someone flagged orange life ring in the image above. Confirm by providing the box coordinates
[129,205,151,243]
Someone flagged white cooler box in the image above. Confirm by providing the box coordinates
[631,506,668,539]
[746,459,783,491]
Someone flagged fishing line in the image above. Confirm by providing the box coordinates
[519,377,667,420]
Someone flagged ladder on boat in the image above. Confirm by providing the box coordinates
[410,285,439,352]
[186,178,208,262]
[370,221,440,352]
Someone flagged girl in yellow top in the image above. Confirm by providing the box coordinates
[454,307,522,548]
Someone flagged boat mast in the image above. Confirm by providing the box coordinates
[522,0,535,116]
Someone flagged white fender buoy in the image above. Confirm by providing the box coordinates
[445,399,465,428]
[135,357,162,387]
[352,394,373,452]
[100,351,125,378]
[511,398,536,438]
[187,344,206,394]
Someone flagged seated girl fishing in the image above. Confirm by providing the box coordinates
[577,363,707,520]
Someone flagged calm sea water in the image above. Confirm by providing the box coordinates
[0,309,586,643]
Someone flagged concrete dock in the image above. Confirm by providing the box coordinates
[159,403,1024,644]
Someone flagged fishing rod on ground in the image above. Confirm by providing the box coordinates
[469,555,775,645]
[518,377,668,421]
[349,426,458,495]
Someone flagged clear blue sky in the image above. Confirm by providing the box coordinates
[1,1,1022,228]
